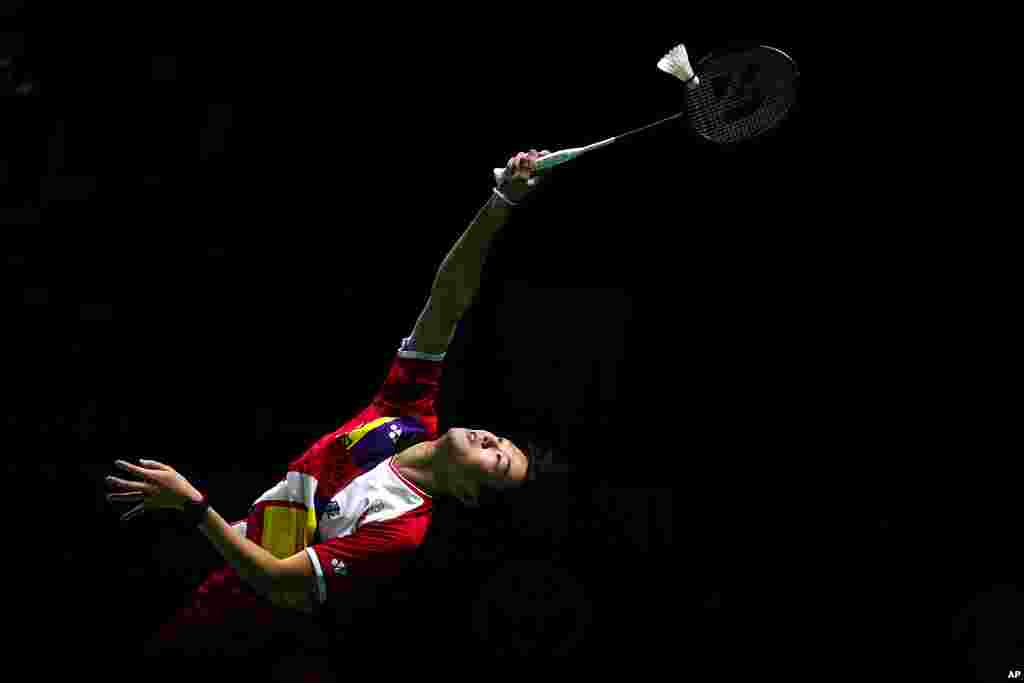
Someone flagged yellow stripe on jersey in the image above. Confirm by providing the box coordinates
[264,507,317,612]
[307,504,318,544]
[263,505,309,559]
[340,416,398,450]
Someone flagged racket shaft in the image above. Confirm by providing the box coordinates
[535,138,617,172]
[491,110,684,184]
[532,110,686,173]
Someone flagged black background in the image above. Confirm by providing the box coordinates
[2,7,986,678]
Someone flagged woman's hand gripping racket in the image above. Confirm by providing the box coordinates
[493,149,551,206]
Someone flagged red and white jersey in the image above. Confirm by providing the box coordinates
[232,337,444,613]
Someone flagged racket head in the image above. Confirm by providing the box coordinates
[684,44,800,144]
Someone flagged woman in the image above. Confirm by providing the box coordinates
[105,150,548,671]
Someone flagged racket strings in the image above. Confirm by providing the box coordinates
[689,89,790,126]
[686,76,796,142]
[688,76,794,109]
[683,47,798,143]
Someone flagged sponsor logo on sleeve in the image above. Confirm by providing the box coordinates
[330,558,348,576]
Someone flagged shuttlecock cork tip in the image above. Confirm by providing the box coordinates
[658,43,700,89]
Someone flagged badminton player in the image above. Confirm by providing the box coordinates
[105,150,549,667]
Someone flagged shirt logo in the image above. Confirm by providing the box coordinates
[365,500,387,518]
[388,423,402,444]
[330,558,348,576]
[324,500,341,519]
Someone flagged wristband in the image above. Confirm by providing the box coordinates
[180,494,210,528]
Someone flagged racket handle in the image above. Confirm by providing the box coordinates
[492,138,618,185]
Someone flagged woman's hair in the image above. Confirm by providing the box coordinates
[521,437,541,483]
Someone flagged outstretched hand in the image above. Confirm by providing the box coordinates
[105,459,204,522]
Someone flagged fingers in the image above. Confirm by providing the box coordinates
[114,460,156,480]
[506,150,546,179]
[105,475,154,509]
[107,476,148,521]
[107,488,145,499]
[506,153,524,177]
[106,475,147,490]
[139,459,171,470]
[121,503,147,522]
[106,478,148,521]
[107,463,159,521]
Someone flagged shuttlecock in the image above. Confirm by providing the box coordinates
[658,43,700,90]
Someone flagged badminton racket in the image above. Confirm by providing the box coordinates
[493,43,800,184]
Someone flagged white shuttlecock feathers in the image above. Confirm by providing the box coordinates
[658,43,700,89]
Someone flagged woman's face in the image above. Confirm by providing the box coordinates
[445,428,529,493]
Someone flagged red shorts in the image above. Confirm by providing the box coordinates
[144,563,334,680]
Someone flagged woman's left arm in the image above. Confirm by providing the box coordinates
[106,460,316,603]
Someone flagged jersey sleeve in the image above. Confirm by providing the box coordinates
[369,336,446,422]
[303,517,425,607]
